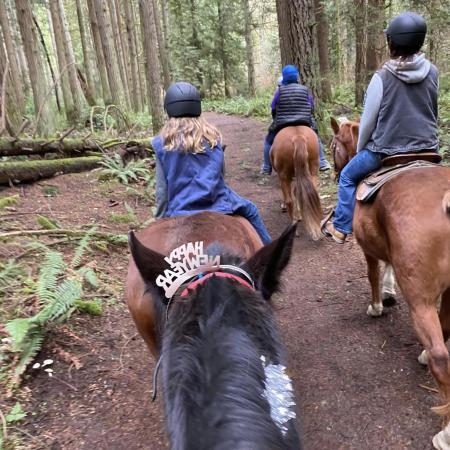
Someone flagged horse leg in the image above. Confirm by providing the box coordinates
[365,253,383,317]
[408,305,450,449]
[419,289,450,366]
[381,263,397,306]
[280,176,294,222]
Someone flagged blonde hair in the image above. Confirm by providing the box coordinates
[160,116,222,153]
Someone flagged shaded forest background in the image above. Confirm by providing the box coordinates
[0,0,450,147]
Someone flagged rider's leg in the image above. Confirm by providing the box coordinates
[261,129,276,175]
[324,149,382,240]
[234,199,272,244]
[318,137,331,171]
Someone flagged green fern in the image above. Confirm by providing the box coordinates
[2,231,101,388]
[36,251,66,304]
[71,226,96,268]
[0,260,26,293]
[99,153,152,185]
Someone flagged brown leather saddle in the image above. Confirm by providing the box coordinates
[356,152,442,203]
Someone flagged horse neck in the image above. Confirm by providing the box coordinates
[161,279,291,450]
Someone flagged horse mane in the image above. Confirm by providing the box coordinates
[161,274,300,450]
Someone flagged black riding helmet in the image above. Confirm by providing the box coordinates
[164,82,201,118]
[385,12,427,50]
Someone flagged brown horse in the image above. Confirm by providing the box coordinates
[125,211,302,448]
[270,126,322,240]
[125,212,264,356]
[330,117,450,449]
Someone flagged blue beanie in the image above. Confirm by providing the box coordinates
[282,65,299,84]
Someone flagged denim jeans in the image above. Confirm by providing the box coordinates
[233,199,272,244]
[333,149,383,234]
[262,129,329,173]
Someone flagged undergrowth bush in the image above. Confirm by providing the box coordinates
[203,91,273,120]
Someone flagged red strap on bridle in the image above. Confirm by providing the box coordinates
[180,271,255,297]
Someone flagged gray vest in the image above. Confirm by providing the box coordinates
[367,65,438,155]
[275,83,312,130]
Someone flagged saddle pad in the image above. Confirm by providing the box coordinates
[356,160,439,203]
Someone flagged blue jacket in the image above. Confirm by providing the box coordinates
[153,135,245,218]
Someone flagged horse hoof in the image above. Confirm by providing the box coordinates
[281,204,287,213]
[367,304,383,317]
[418,349,428,366]
[382,292,397,307]
[433,423,450,450]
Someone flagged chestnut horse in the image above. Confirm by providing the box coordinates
[125,212,302,449]
[330,117,450,449]
[271,126,322,240]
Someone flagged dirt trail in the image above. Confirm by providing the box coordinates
[8,113,438,449]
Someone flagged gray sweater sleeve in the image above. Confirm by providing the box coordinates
[357,73,383,152]
[155,158,168,218]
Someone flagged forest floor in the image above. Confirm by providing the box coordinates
[0,112,441,449]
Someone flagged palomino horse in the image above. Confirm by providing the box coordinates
[271,126,322,240]
[125,211,302,449]
[330,117,450,449]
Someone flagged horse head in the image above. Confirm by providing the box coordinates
[330,117,359,181]
[128,223,303,449]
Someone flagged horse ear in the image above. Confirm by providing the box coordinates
[351,124,359,148]
[128,231,169,298]
[330,117,340,135]
[243,223,297,300]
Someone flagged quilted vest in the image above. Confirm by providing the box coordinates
[275,83,312,129]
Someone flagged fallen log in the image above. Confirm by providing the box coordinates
[0,137,152,157]
[0,156,101,185]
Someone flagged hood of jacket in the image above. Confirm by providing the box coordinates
[383,52,431,83]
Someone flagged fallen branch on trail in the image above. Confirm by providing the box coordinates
[0,156,101,184]
[0,137,152,157]
[0,228,128,245]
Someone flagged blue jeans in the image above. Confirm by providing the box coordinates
[262,129,329,173]
[333,149,383,234]
[233,199,272,244]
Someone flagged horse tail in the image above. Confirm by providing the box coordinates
[292,135,322,240]
[442,190,450,215]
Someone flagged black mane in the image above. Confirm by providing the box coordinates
[160,254,301,450]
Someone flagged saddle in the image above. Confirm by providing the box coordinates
[356,152,442,203]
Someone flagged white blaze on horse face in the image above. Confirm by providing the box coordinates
[381,264,396,299]
[337,116,350,125]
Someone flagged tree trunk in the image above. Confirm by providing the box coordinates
[243,0,256,97]
[189,0,203,88]
[0,33,22,134]
[87,0,112,104]
[276,0,320,98]
[366,0,385,82]
[0,156,102,185]
[57,0,87,118]
[107,0,130,109]
[314,0,331,101]
[14,0,56,136]
[124,0,142,111]
[49,0,76,122]
[217,0,231,97]
[32,12,61,113]
[152,0,171,89]
[92,0,126,109]
[354,0,367,106]
[75,0,97,101]
[139,0,164,133]
[0,0,25,114]
[0,137,152,157]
